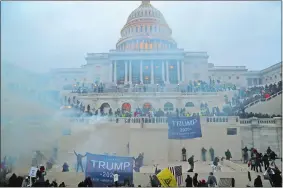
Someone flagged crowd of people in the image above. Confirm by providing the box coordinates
[241,146,282,187]
[231,81,282,115]
[67,79,237,94]
[0,169,67,187]
[62,80,282,120]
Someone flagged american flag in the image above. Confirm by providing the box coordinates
[168,165,183,186]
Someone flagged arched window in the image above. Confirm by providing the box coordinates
[143,103,152,112]
[140,41,144,49]
[154,26,157,32]
[100,103,110,110]
[122,103,131,112]
[164,102,174,111]
[185,102,195,107]
[145,42,148,49]
[140,26,143,32]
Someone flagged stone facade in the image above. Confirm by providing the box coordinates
[59,116,282,165]
[240,117,282,156]
[62,90,237,113]
[48,1,282,91]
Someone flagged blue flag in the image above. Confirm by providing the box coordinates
[168,116,202,139]
[85,153,133,187]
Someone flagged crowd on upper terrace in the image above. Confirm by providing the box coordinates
[69,80,237,93]
[233,81,282,109]
[61,80,282,119]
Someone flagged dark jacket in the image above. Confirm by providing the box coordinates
[254,177,263,187]
[188,156,194,164]
[193,175,198,187]
[269,152,277,160]
[185,175,193,187]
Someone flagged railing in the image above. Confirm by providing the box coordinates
[244,90,282,109]
[75,91,222,97]
[239,120,252,124]
[258,118,276,124]
[70,116,236,124]
[239,117,281,125]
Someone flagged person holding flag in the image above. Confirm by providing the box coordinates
[156,167,177,187]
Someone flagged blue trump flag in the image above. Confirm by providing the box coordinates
[168,116,202,139]
[85,153,133,187]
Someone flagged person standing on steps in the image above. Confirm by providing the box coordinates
[262,153,269,171]
[242,146,249,163]
[185,174,193,187]
[201,147,207,162]
[255,155,263,173]
[182,147,187,161]
[209,147,214,162]
[192,173,199,187]
[187,155,195,172]
[207,172,217,187]
[225,149,232,161]
[74,150,87,172]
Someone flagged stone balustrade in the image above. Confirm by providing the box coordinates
[74,91,221,97]
[239,117,282,127]
[69,116,283,126]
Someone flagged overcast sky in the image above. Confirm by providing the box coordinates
[1,1,281,73]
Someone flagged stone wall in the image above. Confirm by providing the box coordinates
[59,116,243,165]
[240,117,282,156]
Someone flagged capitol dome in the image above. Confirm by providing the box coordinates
[116,1,177,51]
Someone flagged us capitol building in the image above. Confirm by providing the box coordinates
[50,1,282,91]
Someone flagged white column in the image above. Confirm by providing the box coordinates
[181,61,185,82]
[124,61,128,83]
[140,60,143,83]
[129,60,132,84]
[162,61,165,82]
[151,60,154,84]
[109,63,112,83]
[114,61,117,83]
[166,61,169,84]
[177,60,180,83]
